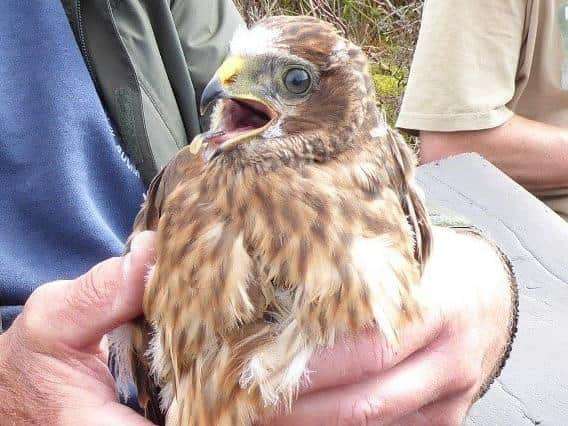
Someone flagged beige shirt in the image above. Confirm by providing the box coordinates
[397,0,568,219]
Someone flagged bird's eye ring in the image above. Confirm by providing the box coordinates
[283,68,311,95]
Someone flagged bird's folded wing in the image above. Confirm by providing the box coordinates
[111,146,202,425]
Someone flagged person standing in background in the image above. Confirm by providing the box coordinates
[398,0,568,221]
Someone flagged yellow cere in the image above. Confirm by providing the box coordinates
[217,55,245,86]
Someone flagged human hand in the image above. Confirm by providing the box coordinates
[267,227,516,425]
[0,232,156,426]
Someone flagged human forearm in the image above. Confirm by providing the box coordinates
[419,115,568,191]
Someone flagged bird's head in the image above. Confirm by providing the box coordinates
[194,16,382,167]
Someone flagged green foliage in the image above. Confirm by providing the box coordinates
[373,73,400,97]
[370,62,407,97]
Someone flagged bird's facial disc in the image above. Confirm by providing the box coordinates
[194,55,315,158]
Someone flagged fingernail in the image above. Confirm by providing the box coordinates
[129,232,156,262]
[129,233,144,255]
[120,233,146,288]
[122,252,132,283]
[112,252,133,315]
[121,232,156,289]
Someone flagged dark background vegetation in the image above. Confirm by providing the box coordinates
[234,0,424,126]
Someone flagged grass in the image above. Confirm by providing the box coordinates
[234,0,424,127]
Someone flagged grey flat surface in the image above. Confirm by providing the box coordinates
[417,154,568,426]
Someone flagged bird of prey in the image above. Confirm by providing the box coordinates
[111,15,433,426]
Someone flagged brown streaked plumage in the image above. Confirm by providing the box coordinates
[110,16,432,426]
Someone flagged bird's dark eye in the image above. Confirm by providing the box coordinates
[283,68,311,94]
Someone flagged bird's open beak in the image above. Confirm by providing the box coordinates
[190,66,278,158]
[200,78,227,116]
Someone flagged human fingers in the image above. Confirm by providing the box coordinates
[20,231,156,350]
[60,403,155,426]
[388,394,472,426]
[268,334,475,426]
[301,309,442,396]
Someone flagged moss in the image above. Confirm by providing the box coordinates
[372,73,401,97]
[366,64,404,126]
[369,61,407,98]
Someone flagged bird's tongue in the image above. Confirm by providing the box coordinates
[207,128,256,146]
[208,99,272,146]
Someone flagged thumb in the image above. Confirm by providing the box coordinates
[21,232,156,350]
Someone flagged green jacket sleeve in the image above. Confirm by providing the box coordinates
[172,0,244,108]
[61,0,244,184]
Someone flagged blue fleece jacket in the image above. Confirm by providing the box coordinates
[0,1,145,328]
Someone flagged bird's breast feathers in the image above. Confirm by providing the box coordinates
[147,149,422,341]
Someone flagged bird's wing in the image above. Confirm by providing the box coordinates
[386,128,432,269]
[110,147,200,426]
[126,146,199,248]
[337,129,433,345]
